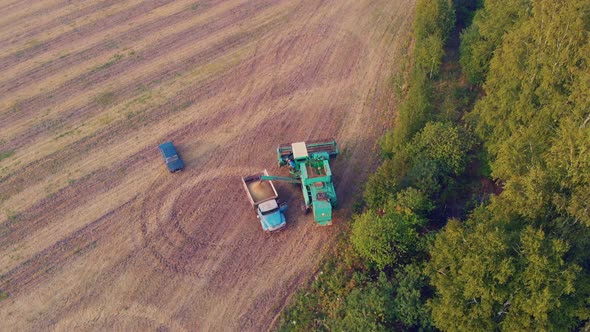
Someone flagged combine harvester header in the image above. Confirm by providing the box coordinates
[276,139,339,163]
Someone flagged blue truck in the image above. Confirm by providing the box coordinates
[158,141,184,173]
[242,170,288,232]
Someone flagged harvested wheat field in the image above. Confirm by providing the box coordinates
[0,0,414,330]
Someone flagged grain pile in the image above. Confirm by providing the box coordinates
[247,180,274,202]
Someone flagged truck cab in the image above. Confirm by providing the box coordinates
[257,199,287,232]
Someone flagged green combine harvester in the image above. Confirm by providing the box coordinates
[261,139,338,226]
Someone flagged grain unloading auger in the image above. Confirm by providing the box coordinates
[261,139,339,226]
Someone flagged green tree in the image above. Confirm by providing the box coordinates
[459,0,531,84]
[364,156,405,209]
[501,226,586,331]
[414,0,455,42]
[392,263,434,329]
[471,0,589,169]
[408,122,474,176]
[403,122,475,197]
[547,120,590,228]
[427,214,515,331]
[381,75,434,155]
[326,273,394,332]
[351,200,427,269]
[428,203,590,331]
[415,34,445,79]
[393,187,434,218]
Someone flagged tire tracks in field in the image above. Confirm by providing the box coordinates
[49,302,188,332]
[138,172,250,278]
[0,145,152,252]
[20,247,146,331]
[0,48,244,201]
[0,0,278,143]
[0,0,263,106]
[0,0,90,34]
[0,0,166,62]
[0,1,361,294]
[0,196,138,296]
[0,73,270,256]
[0,0,194,80]
[0,0,37,14]
[0,2,298,197]
[0,0,205,82]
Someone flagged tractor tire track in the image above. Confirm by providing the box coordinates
[0,0,225,88]
[139,175,251,278]
[0,196,138,296]
[0,0,277,136]
[0,146,151,252]
[0,0,257,97]
[1,10,359,244]
[0,0,88,34]
[0,0,200,94]
[0,0,171,64]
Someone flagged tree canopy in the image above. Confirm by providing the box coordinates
[429,0,590,330]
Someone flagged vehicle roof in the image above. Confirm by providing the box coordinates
[159,141,178,156]
[292,142,308,159]
[159,141,175,148]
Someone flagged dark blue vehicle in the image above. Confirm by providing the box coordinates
[158,141,184,173]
